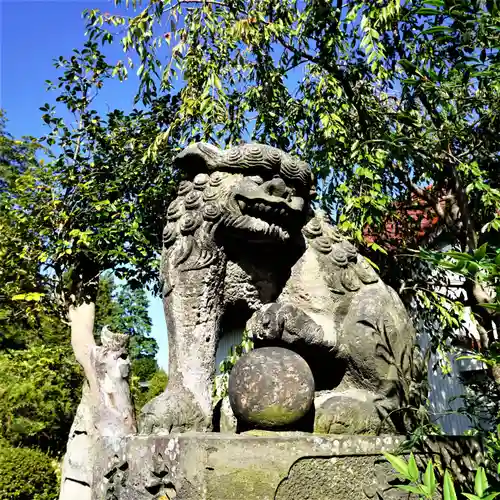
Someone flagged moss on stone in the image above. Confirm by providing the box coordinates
[206,465,282,500]
[244,429,279,437]
[313,413,379,435]
[251,404,306,427]
[243,429,319,438]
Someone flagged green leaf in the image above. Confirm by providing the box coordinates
[213,74,222,90]
[422,26,453,35]
[481,493,500,500]
[474,243,488,261]
[474,467,488,497]
[407,453,419,482]
[416,7,443,16]
[479,303,500,312]
[395,484,426,495]
[368,242,388,255]
[12,292,44,302]
[399,59,417,73]
[362,256,380,272]
[423,460,437,496]
[443,470,457,500]
[467,261,480,274]
[445,251,474,261]
[383,453,410,480]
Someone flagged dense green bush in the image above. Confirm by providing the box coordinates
[0,345,82,454]
[0,443,58,500]
[132,369,168,412]
[131,356,158,382]
[144,370,168,400]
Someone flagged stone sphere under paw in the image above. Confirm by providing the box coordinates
[228,346,315,428]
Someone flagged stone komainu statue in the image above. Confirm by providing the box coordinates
[139,143,415,435]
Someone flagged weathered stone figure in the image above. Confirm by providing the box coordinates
[87,144,481,500]
[60,327,135,500]
[139,142,415,435]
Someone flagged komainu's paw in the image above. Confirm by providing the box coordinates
[247,302,334,350]
[246,303,285,341]
[314,391,395,435]
[139,386,209,434]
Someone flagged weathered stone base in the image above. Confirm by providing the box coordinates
[93,433,418,500]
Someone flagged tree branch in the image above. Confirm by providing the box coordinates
[274,34,370,132]
[444,147,478,252]
[162,0,248,15]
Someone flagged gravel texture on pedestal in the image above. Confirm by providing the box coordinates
[228,346,315,428]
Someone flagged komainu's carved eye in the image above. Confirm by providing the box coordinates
[248,175,264,185]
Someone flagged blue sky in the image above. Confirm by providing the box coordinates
[1,0,169,369]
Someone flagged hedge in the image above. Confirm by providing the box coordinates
[0,443,58,500]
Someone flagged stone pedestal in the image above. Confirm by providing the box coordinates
[94,433,416,500]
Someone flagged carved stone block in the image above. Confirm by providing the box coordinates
[94,434,473,500]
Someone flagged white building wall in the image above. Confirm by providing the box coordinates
[215,328,244,374]
[418,328,475,435]
[413,260,490,435]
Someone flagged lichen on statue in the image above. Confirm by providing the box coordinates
[139,142,415,436]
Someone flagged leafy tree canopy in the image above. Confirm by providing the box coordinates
[85,0,500,251]
[1,38,185,332]
[0,112,69,350]
[0,37,183,413]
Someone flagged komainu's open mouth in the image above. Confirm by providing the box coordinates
[235,195,294,229]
